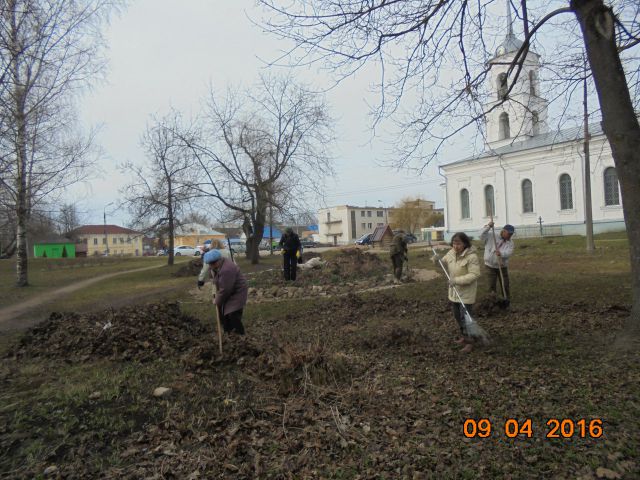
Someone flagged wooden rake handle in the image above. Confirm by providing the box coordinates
[489,212,508,299]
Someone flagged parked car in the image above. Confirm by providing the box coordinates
[404,233,418,243]
[259,241,271,251]
[229,243,247,255]
[355,233,372,245]
[173,245,199,256]
[301,238,318,248]
[258,239,281,250]
[392,230,418,243]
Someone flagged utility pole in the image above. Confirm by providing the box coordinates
[269,203,274,256]
[583,56,595,252]
[103,202,113,255]
[103,209,107,255]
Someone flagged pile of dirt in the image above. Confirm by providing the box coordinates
[248,248,390,294]
[328,247,386,274]
[172,258,203,277]
[300,251,321,262]
[6,302,208,362]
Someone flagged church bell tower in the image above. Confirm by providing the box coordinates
[485,2,548,148]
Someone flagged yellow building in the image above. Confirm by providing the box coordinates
[174,223,226,247]
[72,224,144,256]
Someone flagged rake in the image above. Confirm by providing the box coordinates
[432,250,490,345]
[489,212,510,309]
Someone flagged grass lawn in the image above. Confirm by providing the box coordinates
[1,233,638,479]
[0,256,171,309]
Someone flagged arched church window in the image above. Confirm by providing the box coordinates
[604,167,620,206]
[499,112,510,140]
[522,179,534,213]
[529,70,538,96]
[497,73,508,99]
[532,111,540,135]
[460,189,470,219]
[484,185,495,216]
[559,174,573,210]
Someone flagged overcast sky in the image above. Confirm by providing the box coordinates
[70,0,447,226]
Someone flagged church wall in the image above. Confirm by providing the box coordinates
[441,11,625,242]
[442,134,625,240]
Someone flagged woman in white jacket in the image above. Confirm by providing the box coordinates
[436,232,481,352]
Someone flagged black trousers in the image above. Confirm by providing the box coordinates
[486,265,510,299]
[283,251,297,281]
[221,308,245,335]
[451,302,474,336]
[391,254,404,280]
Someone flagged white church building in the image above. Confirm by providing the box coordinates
[440,15,625,240]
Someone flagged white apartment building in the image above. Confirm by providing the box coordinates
[318,205,390,245]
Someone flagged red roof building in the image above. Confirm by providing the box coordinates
[70,225,144,256]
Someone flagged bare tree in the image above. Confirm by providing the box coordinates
[258,0,640,331]
[182,75,334,264]
[0,0,119,286]
[121,111,199,266]
[391,197,442,235]
[57,203,82,237]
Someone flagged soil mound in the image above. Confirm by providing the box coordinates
[172,258,203,277]
[330,248,385,274]
[7,302,208,362]
[249,248,388,292]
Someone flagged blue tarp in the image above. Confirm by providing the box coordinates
[262,227,282,239]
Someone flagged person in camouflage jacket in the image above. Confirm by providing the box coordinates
[389,231,408,283]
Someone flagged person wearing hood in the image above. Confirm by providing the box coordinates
[200,249,248,335]
[278,227,301,281]
[479,223,515,302]
[434,232,481,352]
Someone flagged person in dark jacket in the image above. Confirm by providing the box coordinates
[279,227,301,281]
[389,230,408,283]
[201,249,248,334]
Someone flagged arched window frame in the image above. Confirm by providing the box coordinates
[531,111,540,135]
[603,167,620,206]
[497,72,508,99]
[559,173,573,210]
[484,185,495,217]
[521,179,534,213]
[499,112,510,140]
[460,189,470,219]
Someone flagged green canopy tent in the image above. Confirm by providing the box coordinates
[33,240,76,258]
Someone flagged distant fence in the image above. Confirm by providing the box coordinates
[515,225,564,238]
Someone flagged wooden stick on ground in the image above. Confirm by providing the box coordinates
[214,302,223,355]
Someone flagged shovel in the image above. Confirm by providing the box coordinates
[489,211,510,309]
[432,249,490,345]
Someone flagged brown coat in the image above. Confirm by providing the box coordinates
[209,258,248,315]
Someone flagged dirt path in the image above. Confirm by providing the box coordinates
[0,264,165,332]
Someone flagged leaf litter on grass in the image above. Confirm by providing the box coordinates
[1,290,639,479]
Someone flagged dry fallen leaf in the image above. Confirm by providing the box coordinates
[595,467,622,479]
